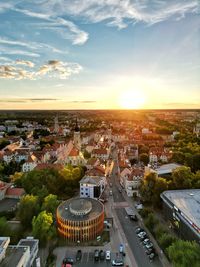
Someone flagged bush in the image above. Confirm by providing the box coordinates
[144,212,158,233]
[154,224,168,239]
[158,233,177,252]
[139,207,153,219]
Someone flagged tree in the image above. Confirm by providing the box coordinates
[172,166,194,189]
[139,153,149,165]
[83,150,91,159]
[42,194,59,216]
[0,217,10,236]
[152,177,168,207]
[144,213,158,233]
[140,173,157,203]
[18,195,40,229]
[167,240,200,267]
[158,233,177,251]
[0,140,10,149]
[32,211,56,245]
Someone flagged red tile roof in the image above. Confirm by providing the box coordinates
[6,187,25,197]
[68,148,79,157]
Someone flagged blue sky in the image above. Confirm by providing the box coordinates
[0,0,199,109]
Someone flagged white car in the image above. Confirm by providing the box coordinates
[106,250,111,261]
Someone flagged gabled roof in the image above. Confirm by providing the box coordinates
[79,175,103,185]
[6,187,25,197]
[68,148,79,157]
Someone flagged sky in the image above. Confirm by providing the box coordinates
[0,0,199,110]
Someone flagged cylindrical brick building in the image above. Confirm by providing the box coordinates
[57,198,104,242]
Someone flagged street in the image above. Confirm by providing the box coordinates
[109,148,163,267]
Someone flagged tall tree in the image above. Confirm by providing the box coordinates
[167,240,200,267]
[18,194,40,229]
[32,211,56,246]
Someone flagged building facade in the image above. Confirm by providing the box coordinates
[57,198,104,242]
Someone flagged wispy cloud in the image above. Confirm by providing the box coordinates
[13,7,88,45]
[35,0,199,28]
[69,100,97,103]
[0,59,82,80]
[0,98,60,103]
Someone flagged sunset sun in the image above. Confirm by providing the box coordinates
[119,90,145,109]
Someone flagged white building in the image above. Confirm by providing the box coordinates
[79,175,106,199]
[0,236,39,267]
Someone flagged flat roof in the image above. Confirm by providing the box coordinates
[161,190,200,231]
[1,246,29,267]
[57,197,104,221]
[18,239,38,252]
[156,163,181,175]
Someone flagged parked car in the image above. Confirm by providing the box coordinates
[130,214,138,221]
[119,244,124,253]
[142,238,150,244]
[62,259,73,267]
[112,258,124,266]
[145,248,155,255]
[76,250,82,261]
[94,249,100,261]
[100,250,105,260]
[135,227,143,234]
[149,253,156,261]
[145,242,154,249]
[106,250,111,261]
[137,231,146,238]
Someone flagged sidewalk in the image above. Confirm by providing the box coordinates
[105,192,138,267]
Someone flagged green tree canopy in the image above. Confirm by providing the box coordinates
[42,194,59,216]
[172,166,194,189]
[0,217,11,236]
[32,211,56,246]
[167,240,200,267]
[18,194,40,229]
[139,153,149,165]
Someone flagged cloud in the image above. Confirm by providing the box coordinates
[36,0,199,28]
[0,98,60,103]
[163,102,200,108]
[0,59,82,80]
[16,59,35,68]
[69,100,97,103]
[13,7,88,45]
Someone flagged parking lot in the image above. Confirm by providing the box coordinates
[55,248,128,267]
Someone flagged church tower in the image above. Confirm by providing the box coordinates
[74,118,81,149]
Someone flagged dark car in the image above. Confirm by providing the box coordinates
[145,248,155,255]
[100,250,105,260]
[130,214,138,221]
[76,250,82,261]
[135,227,143,234]
[63,258,74,265]
[94,249,100,261]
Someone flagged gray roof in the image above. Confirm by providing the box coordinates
[161,190,200,232]
[1,246,28,267]
[57,197,104,222]
[156,163,181,175]
[79,175,103,185]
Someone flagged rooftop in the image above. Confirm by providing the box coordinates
[156,163,181,175]
[1,246,29,267]
[161,189,200,233]
[57,197,104,221]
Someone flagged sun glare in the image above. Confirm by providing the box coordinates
[119,89,145,109]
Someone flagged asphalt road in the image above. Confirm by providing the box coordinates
[109,149,163,267]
